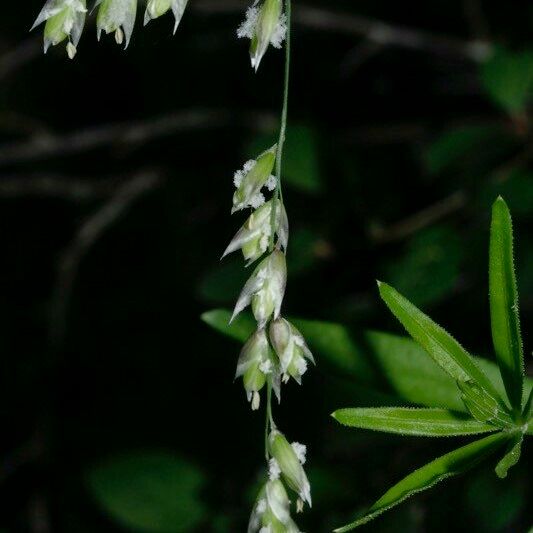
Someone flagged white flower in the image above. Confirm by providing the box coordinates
[95,0,137,48]
[31,0,87,57]
[237,0,287,71]
[144,0,188,33]
[222,199,289,265]
[235,329,281,409]
[269,318,315,384]
[232,146,277,213]
[231,250,287,328]
[269,430,312,509]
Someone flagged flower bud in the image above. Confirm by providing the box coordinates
[144,0,188,33]
[95,0,137,49]
[237,0,287,71]
[269,430,311,509]
[235,329,280,409]
[269,318,314,384]
[222,199,288,265]
[232,250,287,328]
[31,0,87,57]
[232,146,277,213]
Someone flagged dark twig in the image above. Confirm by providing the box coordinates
[0,175,122,200]
[370,138,533,243]
[0,37,41,81]
[0,108,276,167]
[370,191,468,243]
[49,171,163,346]
[194,1,492,62]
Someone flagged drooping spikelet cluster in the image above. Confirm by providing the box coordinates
[223,5,313,519]
[223,146,313,532]
[31,0,189,58]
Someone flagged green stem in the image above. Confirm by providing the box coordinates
[269,0,291,252]
[264,382,273,460]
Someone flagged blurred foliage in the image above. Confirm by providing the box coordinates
[0,0,532,532]
[383,225,463,306]
[86,452,206,532]
[480,47,533,115]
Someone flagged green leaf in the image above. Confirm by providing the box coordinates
[86,452,206,533]
[489,197,524,412]
[201,309,255,343]
[197,259,248,305]
[292,319,377,382]
[480,47,533,114]
[332,407,496,437]
[334,432,508,532]
[495,434,523,479]
[378,282,506,409]
[457,380,512,427]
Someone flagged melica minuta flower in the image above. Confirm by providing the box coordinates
[269,429,312,512]
[235,329,281,410]
[144,0,189,33]
[237,0,287,71]
[232,249,287,328]
[269,318,315,384]
[222,199,288,265]
[233,146,277,213]
[95,0,137,48]
[248,480,303,533]
[31,0,87,59]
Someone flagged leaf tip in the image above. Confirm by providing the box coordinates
[492,195,509,212]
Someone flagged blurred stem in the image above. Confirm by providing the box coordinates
[269,0,291,252]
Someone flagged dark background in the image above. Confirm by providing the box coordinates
[0,0,532,531]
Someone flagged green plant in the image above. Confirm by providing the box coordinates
[332,197,531,531]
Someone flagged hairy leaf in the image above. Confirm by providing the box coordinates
[495,434,523,479]
[489,197,524,412]
[334,432,508,532]
[378,282,506,410]
[457,380,513,427]
[332,407,496,437]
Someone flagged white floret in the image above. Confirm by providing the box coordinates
[233,170,245,188]
[237,6,259,39]
[296,358,308,376]
[270,14,287,48]
[259,358,273,374]
[268,458,281,480]
[265,175,277,191]
[250,192,266,209]
[291,442,307,464]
